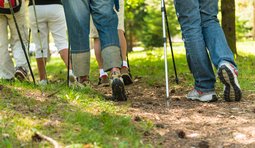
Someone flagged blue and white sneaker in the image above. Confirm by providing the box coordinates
[187,89,217,102]
[218,62,242,101]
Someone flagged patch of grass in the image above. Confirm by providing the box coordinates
[0,80,152,147]
[1,41,255,147]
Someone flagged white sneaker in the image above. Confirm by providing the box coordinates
[187,89,217,102]
[218,62,242,101]
[38,79,47,86]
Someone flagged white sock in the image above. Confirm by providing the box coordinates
[99,69,107,77]
[122,61,128,67]
[69,70,74,75]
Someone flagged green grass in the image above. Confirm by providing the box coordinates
[0,81,151,147]
[1,41,255,147]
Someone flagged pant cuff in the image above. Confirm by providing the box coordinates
[72,52,90,77]
[102,46,122,71]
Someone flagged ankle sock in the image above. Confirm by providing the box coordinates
[122,61,128,67]
[99,69,108,77]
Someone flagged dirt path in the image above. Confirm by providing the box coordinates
[122,80,255,147]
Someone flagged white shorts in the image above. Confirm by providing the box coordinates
[28,5,68,58]
[90,0,124,38]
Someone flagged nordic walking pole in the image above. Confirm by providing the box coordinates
[27,28,31,55]
[161,0,170,106]
[67,37,71,87]
[163,0,179,84]
[8,0,36,85]
[31,0,48,82]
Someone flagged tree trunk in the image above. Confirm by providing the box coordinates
[221,0,237,55]
[126,31,133,52]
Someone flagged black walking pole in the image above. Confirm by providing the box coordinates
[27,28,31,55]
[8,0,36,85]
[67,37,71,87]
[163,0,179,84]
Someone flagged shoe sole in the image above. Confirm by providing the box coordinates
[15,70,28,82]
[218,65,242,102]
[188,95,218,102]
[122,74,133,85]
[112,78,127,101]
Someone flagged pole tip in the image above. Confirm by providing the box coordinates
[166,97,170,107]
[175,78,179,84]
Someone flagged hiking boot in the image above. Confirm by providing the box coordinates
[187,89,218,102]
[75,76,90,88]
[98,75,110,87]
[15,67,29,82]
[120,66,133,85]
[218,62,242,101]
[111,71,127,101]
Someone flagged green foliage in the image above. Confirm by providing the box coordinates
[236,17,253,40]
[125,0,147,49]
[125,0,180,49]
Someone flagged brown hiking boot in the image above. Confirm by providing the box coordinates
[75,76,91,88]
[110,71,127,101]
[120,66,133,85]
[15,67,29,82]
[98,75,110,87]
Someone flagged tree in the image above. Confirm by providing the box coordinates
[221,0,237,55]
[140,0,179,48]
[125,0,179,50]
[125,0,147,51]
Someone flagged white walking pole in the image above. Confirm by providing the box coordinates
[161,0,170,107]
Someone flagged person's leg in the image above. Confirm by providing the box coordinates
[117,1,133,85]
[93,38,103,69]
[200,0,241,101]
[117,0,127,63]
[90,19,106,74]
[0,15,15,80]
[200,0,236,68]
[90,18,110,86]
[91,0,127,101]
[174,0,216,101]
[118,30,127,62]
[8,1,29,81]
[62,0,91,84]
[28,5,48,81]
[47,4,76,82]
[93,37,110,86]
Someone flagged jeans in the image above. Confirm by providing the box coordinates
[62,0,121,76]
[62,0,119,53]
[174,0,236,92]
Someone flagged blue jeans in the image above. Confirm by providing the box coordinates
[174,0,237,92]
[62,0,119,53]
